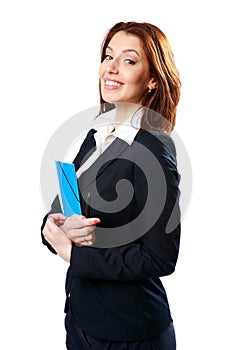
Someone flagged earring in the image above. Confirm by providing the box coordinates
[148,87,152,93]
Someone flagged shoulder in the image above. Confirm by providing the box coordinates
[134,129,177,164]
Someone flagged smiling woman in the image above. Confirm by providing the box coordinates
[41,21,181,350]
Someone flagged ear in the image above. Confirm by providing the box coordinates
[148,78,157,91]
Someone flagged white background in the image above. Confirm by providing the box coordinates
[1,1,232,349]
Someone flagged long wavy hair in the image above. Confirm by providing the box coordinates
[98,22,181,134]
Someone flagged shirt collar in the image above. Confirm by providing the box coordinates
[94,107,143,145]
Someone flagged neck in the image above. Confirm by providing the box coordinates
[114,103,142,128]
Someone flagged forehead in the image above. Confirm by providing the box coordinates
[107,31,144,53]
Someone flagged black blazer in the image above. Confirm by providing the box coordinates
[41,128,181,341]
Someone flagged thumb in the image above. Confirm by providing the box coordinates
[48,213,67,222]
[47,215,55,223]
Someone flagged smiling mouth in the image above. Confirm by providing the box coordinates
[104,79,124,89]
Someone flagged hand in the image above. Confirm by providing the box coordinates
[42,213,72,263]
[62,214,100,247]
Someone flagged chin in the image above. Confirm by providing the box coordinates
[102,90,125,103]
[102,96,121,104]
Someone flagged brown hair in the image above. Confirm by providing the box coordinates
[99,21,181,133]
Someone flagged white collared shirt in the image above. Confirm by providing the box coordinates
[75,108,142,178]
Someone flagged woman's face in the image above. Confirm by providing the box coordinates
[99,31,155,105]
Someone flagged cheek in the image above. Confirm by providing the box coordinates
[126,69,146,86]
[99,65,105,89]
[99,63,104,77]
[129,77,146,94]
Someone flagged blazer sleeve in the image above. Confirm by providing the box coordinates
[70,131,181,281]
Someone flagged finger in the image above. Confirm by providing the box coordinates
[48,215,67,231]
[68,214,100,224]
[79,217,100,227]
[64,217,100,231]
[78,240,94,247]
[48,213,67,222]
[69,214,86,221]
[83,232,95,242]
[48,213,67,220]
[46,217,64,234]
[67,225,96,239]
[42,225,53,241]
[46,221,71,249]
[64,215,86,230]
[75,233,95,246]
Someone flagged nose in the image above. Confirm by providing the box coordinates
[105,58,119,74]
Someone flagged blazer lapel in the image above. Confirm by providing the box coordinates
[73,128,97,171]
[78,136,130,194]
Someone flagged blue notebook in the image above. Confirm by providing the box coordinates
[55,161,82,216]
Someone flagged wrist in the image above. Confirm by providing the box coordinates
[57,245,71,263]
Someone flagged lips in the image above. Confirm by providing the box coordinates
[104,78,124,90]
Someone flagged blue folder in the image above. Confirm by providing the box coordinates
[55,161,82,216]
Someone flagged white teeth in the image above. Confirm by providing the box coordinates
[105,80,122,87]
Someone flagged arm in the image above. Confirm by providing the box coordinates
[42,214,72,262]
[40,129,96,253]
[41,195,62,254]
[70,132,181,281]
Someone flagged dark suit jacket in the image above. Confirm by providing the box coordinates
[41,128,181,341]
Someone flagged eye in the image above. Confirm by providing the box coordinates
[103,54,113,61]
[124,59,136,65]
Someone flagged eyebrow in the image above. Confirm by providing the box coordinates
[106,46,140,57]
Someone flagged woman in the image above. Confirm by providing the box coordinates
[41,21,181,349]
